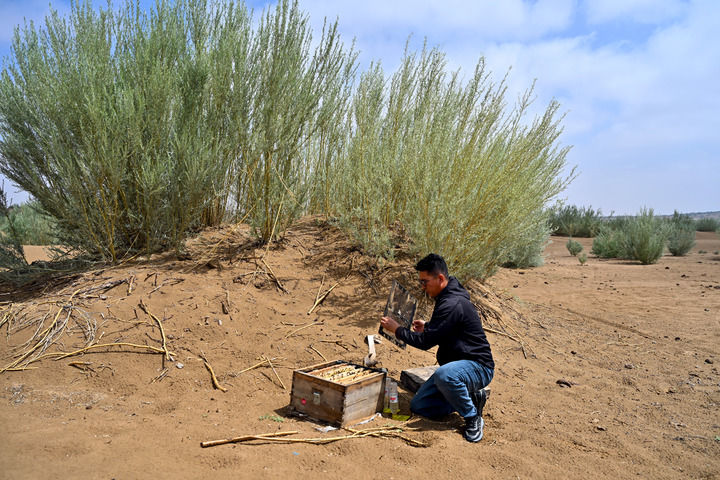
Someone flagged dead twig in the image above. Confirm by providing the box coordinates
[151,368,169,384]
[260,258,288,293]
[201,352,228,392]
[307,280,341,315]
[285,321,324,339]
[308,344,327,361]
[68,361,94,372]
[263,355,286,390]
[138,299,170,361]
[237,358,271,374]
[148,278,184,296]
[127,275,135,296]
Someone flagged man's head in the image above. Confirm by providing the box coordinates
[415,253,449,298]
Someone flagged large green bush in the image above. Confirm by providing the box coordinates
[0,0,354,261]
[321,46,573,280]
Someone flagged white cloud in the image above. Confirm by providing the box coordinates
[585,0,689,24]
[300,0,575,42]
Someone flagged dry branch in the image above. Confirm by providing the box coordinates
[263,355,286,390]
[201,353,228,392]
[285,321,323,339]
[307,280,341,315]
[201,430,298,448]
[138,300,170,360]
[237,358,271,374]
[260,258,288,293]
[151,368,169,384]
[308,344,327,361]
[148,278,184,296]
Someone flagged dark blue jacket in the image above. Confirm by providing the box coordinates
[395,276,494,369]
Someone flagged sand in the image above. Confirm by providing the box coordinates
[1,221,718,479]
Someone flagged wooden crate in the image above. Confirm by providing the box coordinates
[290,360,386,426]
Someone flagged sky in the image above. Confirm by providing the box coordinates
[0,0,718,215]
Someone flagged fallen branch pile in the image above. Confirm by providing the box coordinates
[0,276,174,374]
[201,423,427,448]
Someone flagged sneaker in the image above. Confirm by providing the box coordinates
[471,388,488,417]
[463,415,484,442]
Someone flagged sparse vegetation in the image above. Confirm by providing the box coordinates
[548,205,603,237]
[566,238,583,256]
[591,209,668,264]
[695,218,720,232]
[578,253,587,265]
[0,0,573,281]
[0,201,56,246]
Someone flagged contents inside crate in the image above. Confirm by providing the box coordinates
[290,360,386,426]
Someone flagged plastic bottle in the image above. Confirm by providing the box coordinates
[388,379,399,414]
[383,380,390,413]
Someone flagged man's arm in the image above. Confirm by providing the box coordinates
[393,302,459,350]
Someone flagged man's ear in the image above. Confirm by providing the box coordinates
[437,273,447,283]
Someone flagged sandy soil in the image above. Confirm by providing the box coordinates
[1,221,718,479]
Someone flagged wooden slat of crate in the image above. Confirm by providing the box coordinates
[290,360,385,426]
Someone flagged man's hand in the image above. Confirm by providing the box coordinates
[411,319,425,333]
[380,316,400,334]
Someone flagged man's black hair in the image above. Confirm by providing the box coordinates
[415,253,449,277]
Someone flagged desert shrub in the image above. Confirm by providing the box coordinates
[578,253,587,265]
[666,227,695,256]
[323,45,573,281]
[623,209,668,264]
[590,210,668,263]
[548,204,603,237]
[591,226,628,259]
[566,238,583,256]
[665,212,695,256]
[0,200,56,245]
[695,218,720,232]
[1,0,571,280]
[0,0,355,260]
[0,187,27,269]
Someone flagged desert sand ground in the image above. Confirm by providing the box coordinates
[1,221,718,479]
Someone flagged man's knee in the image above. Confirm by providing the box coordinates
[432,365,455,389]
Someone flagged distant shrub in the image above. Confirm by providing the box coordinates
[566,238,583,256]
[578,253,587,265]
[624,209,668,264]
[666,228,695,256]
[695,218,720,232]
[591,227,628,259]
[591,209,668,264]
[0,201,56,245]
[548,205,603,237]
[0,188,28,269]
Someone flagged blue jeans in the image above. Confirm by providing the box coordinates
[410,360,494,419]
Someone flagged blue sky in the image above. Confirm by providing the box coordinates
[1,0,718,215]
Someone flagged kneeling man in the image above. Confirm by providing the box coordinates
[380,254,494,442]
